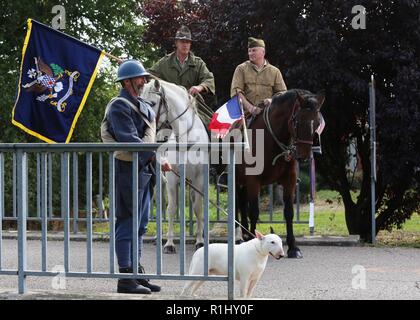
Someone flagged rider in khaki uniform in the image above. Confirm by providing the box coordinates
[231,37,287,116]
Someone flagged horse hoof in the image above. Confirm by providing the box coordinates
[287,248,303,259]
[163,245,177,254]
[195,243,204,250]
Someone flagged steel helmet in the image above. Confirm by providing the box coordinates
[116,59,150,82]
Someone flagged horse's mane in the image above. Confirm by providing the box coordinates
[146,77,189,97]
[272,89,318,111]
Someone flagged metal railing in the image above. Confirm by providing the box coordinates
[0,142,241,299]
[1,148,318,236]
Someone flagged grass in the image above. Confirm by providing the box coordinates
[91,188,420,247]
[375,215,420,248]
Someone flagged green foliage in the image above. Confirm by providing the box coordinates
[0,1,155,213]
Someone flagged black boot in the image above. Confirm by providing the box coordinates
[117,267,151,294]
[137,265,161,292]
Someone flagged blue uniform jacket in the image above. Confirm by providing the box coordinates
[106,89,156,218]
[106,88,155,168]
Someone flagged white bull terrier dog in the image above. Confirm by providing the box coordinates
[181,230,284,298]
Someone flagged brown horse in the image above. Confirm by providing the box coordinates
[235,89,325,258]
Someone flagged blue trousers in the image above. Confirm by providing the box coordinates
[115,167,152,269]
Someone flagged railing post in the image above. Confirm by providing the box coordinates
[99,152,104,219]
[203,159,209,276]
[37,154,40,218]
[73,152,79,234]
[179,147,186,275]
[86,152,93,273]
[0,153,3,270]
[48,153,53,218]
[132,152,139,275]
[13,153,16,218]
[17,150,28,294]
[62,152,70,272]
[227,146,236,300]
[156,153,163,275]
[41,153,48,271]
[189,190,194,237]
[109,153,116,274]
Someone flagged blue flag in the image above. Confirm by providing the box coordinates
[12,19,105,143]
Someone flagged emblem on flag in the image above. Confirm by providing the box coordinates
[22,57,80,112]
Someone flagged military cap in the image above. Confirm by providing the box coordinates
[248,37,265,48]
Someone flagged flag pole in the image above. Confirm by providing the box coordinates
[237,94,251,152]
[29,20,123,64]
[103,51,123,64]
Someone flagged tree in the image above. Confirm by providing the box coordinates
[140,0,420,241]
[0,0,155,213]
[0,0,155,143]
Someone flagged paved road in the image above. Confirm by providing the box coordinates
[1,239,419,299]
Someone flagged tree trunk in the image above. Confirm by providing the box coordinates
[343,199,372,242]
[317,125,376,242]
[339,160,373,242]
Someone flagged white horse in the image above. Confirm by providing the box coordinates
[142,79,209,252]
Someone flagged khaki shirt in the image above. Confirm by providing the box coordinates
[230,60,287,106]
[149,52,215,95]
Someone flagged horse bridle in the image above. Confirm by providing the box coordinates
[288,103,317,146]
[152,85,193,132]
[153,86,172,132]
[150,84,197,142]
[263,95,317,165]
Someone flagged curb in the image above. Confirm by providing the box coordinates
[0,289,208,300]
[1,232,361,247]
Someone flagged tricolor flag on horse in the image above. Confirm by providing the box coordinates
[208,95,243,138]
[12,19,105,143]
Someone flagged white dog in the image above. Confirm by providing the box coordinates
[181,231,284,298]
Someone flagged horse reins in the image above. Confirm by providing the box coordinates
[263,93,320,165]
[263,98,298,165]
